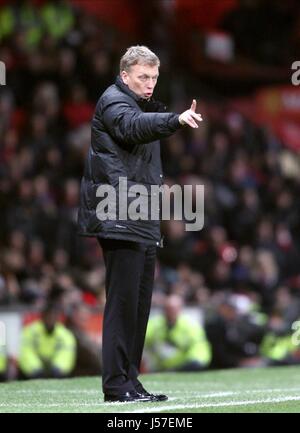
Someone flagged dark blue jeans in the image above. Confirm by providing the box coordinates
[98,238,157,396]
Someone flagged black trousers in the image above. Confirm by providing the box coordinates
[98,238,156,396]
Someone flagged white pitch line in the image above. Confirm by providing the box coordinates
[1,394,300,412]
[0,397,179,409]
[160,388,300,397]
[128,396,300,413]
[2,387,300,397]
[1,390,100,394]
[1,388,300,412]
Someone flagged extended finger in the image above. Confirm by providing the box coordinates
[187,116,198,128]
[190,99,196,112]
[190,112,202,122]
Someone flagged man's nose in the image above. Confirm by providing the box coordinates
[147,79,155,87]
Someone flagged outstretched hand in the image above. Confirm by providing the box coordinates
[179,99,203,128]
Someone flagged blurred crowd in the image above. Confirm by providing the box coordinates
[1,0,300,379]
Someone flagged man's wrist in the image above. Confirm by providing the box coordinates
[168,114,184,130]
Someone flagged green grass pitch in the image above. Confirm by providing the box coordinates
[0,366,300,413]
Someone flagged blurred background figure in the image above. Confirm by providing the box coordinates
[205,293,266,369]
[145,295,211,372]
[18,302,76,379]
[65,303,101,377]
[260,310,300,366]
[0,345,8,382]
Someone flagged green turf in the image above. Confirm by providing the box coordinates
[0,366,300,413]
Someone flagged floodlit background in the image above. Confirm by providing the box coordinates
[1,0,300,382]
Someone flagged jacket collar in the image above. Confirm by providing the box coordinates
[115,75,166,113]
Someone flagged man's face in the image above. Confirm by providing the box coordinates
[121,63,159,99]
[43,310,59,333]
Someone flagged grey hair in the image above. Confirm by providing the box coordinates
[120,45,160,73]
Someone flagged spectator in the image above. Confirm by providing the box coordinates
[145,295,211,372]
[205,293,266,369]
[65,303,101,377]
[41,0,75,41]
[18,302,76,379]
[260,310,300,366]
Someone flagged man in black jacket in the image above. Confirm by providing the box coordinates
[77,45,202,402]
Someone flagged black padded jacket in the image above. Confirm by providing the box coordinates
[77,75,183,246]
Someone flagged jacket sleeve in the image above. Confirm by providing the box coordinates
[51,328,76,375]
[19,326,44,376]
[100,100,182,145]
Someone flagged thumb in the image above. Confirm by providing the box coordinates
[190,99,196,112]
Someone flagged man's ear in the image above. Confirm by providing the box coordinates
[121,70,129,85]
